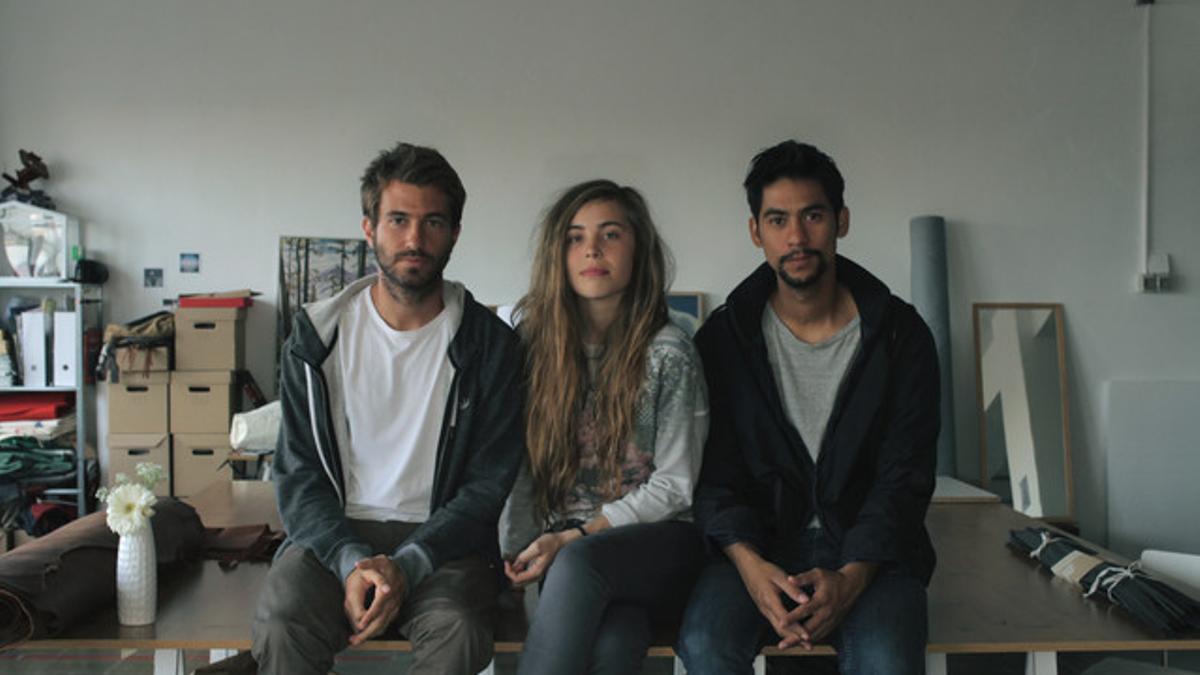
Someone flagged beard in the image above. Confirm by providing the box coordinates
[777,249,827,290]
[375,246,452,302]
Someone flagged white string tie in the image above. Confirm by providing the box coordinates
[1029,531,1062,560]
[1084,562,1141,601]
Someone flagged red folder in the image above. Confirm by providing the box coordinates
[177,297,254,308]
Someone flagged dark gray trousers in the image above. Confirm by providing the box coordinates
[516,521,705,675]
[251,519,497,675]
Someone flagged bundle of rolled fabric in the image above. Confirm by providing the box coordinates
[1010,527,1200,636]
[0,498,205,647]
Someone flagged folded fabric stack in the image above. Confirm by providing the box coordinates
[0,392,74,424]
[0,414,76,443]
[0,393,75,444]
[0,392,81,535]
[1010,527,1200,635]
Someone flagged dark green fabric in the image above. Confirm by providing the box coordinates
[0,439,72,479]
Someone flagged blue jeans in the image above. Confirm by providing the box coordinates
[676,530,928,675]
[517,521,705,675]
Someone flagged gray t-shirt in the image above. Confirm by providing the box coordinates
[763,304,861,526]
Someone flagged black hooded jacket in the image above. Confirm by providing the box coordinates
[693,256,939,584]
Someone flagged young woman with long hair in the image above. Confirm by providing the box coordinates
[502,179,709,674]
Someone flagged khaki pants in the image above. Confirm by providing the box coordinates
[251,520,497,675]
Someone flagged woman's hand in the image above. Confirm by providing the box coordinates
[504,531,575,587]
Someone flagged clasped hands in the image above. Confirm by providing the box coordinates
[728,544,876,651]
[343,555,409,646]
[503,529,580,587]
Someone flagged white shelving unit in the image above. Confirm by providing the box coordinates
[0,202,96,525]
[0,279,100,519]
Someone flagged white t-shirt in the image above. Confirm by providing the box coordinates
[337,282,463,522]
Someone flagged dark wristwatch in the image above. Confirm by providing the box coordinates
[547,518,588,537]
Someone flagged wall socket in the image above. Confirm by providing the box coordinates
[1136,252,1173,293]
[1137,272,1171,293]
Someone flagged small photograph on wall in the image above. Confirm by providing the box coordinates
[180,253,200,273]
[143,267,163,288]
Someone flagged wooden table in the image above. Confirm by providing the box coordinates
[16,481,1200,675]
[920,502,1200,674]
[185,480,281,531]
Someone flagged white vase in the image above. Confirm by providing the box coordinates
[116,526,157,625]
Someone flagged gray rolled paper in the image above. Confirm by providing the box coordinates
[910,215,957,476]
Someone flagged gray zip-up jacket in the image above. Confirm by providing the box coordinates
[501,322,709,557]
[273,276,524,589]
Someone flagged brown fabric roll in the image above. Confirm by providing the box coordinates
[0,498,204,647]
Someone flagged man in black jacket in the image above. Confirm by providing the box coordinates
[677,141,939,675]
[251,143,524,675]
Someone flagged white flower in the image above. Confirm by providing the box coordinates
[97,461,164,537]
[105,483,157,537]
[135,462,164,489]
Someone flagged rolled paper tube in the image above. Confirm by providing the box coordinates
[910,215,957,476]
[229,400,281,451]
[1141,550,1200,601]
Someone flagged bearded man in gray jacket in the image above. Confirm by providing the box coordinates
[252,142,524,675]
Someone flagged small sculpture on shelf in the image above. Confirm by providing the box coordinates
[1,150,56,210]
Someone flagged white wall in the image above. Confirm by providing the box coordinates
[2,0,1197,544]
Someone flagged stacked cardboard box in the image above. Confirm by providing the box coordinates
[106,356,171,497]
[169,295,249,496]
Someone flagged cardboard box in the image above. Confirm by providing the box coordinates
[107,372,170,434]
[115,345,170,374]
[175,307,245,371]
[108,433,171,497]
[170,370,235,433]
[178,297,252,308]
[178,289,257,309]
[172,432,233,497]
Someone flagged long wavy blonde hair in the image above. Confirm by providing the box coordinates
[517,180,671,518]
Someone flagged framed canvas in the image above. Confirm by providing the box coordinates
[277,236,377,363]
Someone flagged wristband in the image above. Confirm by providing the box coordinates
[574,524,588,538]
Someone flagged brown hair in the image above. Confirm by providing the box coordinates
[516,180,671,517]
[360,142,466,226]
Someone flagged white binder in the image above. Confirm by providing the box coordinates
[19,310,47,387]
[53,311,78,387]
